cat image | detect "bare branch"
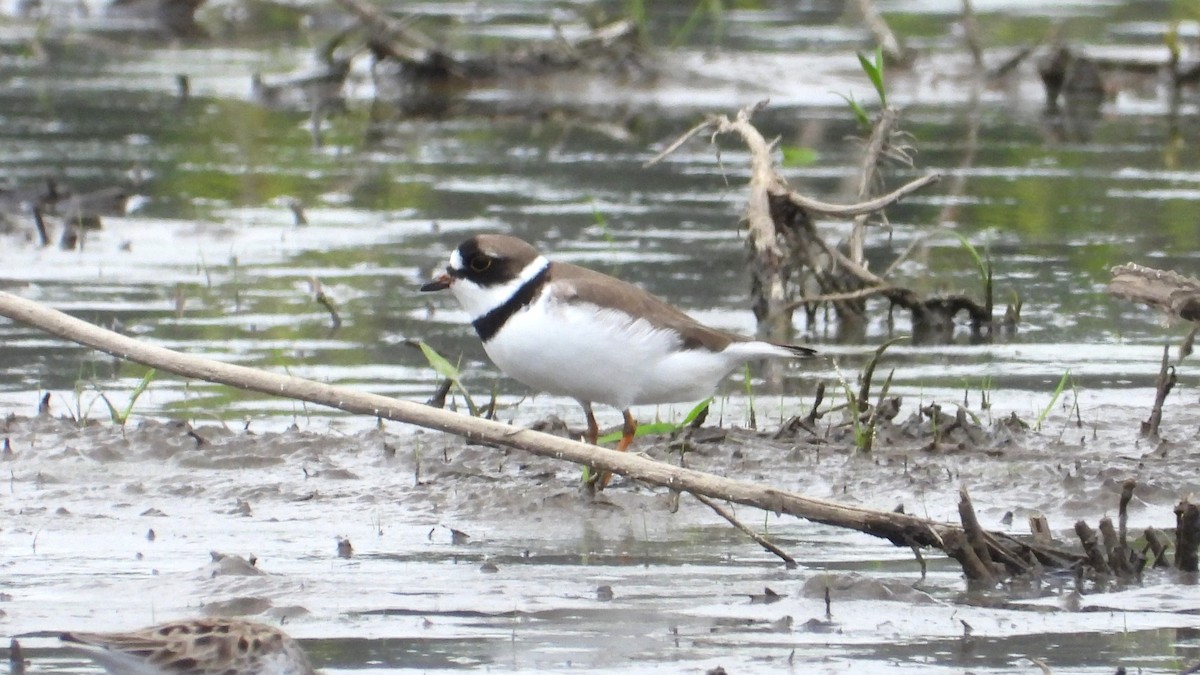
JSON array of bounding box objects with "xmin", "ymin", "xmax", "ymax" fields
[
  {"xmin": 787, "ymin": 172, "xmax": 940, "ymax": 217},
  {"xmin": 642, "ymin": 117, "xmax": 719, "ymax": 167},
  {"xmin": 786, "ymin": 284, "xmax": 892, "ymax": 309}
]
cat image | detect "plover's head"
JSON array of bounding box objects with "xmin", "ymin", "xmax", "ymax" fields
[{"xmin": 420, "ymin": 235, "xmax": 549, "ymax": 319}]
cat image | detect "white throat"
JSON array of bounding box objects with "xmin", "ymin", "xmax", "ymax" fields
[{"xmin": 450, "ymin": 254, "xmax": 550, "ymax": 321}]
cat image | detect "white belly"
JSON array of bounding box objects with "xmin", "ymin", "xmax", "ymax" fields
[{"xmin": 482, "ymin": 294, "xmax": 740, "ymax": 409}]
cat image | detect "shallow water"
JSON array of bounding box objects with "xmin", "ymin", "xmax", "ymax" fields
[{"xmin": 3, "ymin": 0, "xmax": 1200, "ymax": 672}]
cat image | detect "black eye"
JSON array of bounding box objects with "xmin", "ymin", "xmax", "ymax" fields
[{"xmin": 469, "ymin": 255, "xmax": 492, "ymax": 272}]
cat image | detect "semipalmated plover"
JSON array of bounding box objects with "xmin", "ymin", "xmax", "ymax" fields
[
  {"xmin": 60, "ymin": 618, "xmax": 318, "ymax": 675},
  {"xmin": 420, "ymin": 235, "xmax": 815, "ymax": 480}
]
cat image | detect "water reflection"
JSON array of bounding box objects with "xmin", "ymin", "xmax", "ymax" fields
[{"xmin": 2, "ymin": 2, "xmax": 1200, "ymax": 672}]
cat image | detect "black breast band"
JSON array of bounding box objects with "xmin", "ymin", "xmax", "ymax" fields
[{"xmin": 473, "ymin": 264, "xmax": 551, "ymax": 342}]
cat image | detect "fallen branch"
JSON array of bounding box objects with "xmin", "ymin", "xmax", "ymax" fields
[
  {"xmin": 0, "ymin": 290, "xmax": 1084, "ymax": 576},
  {"xmin": 1109, "ymin": 262, "xmax": 1200, "ymax": 322}
]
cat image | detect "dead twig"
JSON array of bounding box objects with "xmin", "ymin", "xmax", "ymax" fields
[
  {"xmin": 1175, "ymin": 500, "xmax": 1200, "ymax": 572},
  {"xmin": 848, "ymin": 107, "xmax": 902, "ymax": 266},
  {"xmin": 1143, "ymin": 526, "xmax": 1170, "ymax": 568},
  {"xmin": 958, "ymin": 487, "xmax": 996, "ymax": 580},
  {"xmin": 1118, "ymin": 478, "xmax": 1135, "ymax": 570},
  {"xmin": 308, "ymin": 277, "xmax": 343, "ymax": 330},
  {"xmin": 960, "ymin": 0, "xmax": 983, "ymax": 69},
  {"xmin": 31, "ymin": 206, "xmax": 49, "ymax": 248},
  {"xmin": 1140, "ymin": 345, "xmax": 1175, "ymax": 440},
  {"xmin": 693, "ymin": 493, "xmax": 798, "ymax": 569},
  {"xmin": 1075, "ymin": 520, "xmax": 1110, "ymax": 577},
  {"xmin": 646, "ymin": 125, "xmax": 938, "ymax": 218},
  {"xmin": 853, "ymin": 0, "xmax": 909, "ymax": 65}
]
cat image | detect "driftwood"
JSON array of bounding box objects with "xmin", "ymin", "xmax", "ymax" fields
[
  {"xmin": 651, "ymin": 102, "xmax": 1005, "ymax": 345},
  {"xmin": 0, "ymin": 289, "xmax": 1086, "ymax": 579},
  {"xmin": 1109, "ymin": 263, "xmax": 1200, "ymax": 322},
  {"xmin": 334, "ymin": 0, "xmax": 643, "ymax": 85},
  {"xmin": 646, "ymin": 102, "xmax": 942, "ymax": 344}
]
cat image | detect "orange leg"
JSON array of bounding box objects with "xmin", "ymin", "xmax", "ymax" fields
[
  {"xmin": 581, "ymin": 401, "xmax": 599, "ymax": 445},
  {"xmin": 615, "ymin": 409, "xmax": 637, "ymax": 452},
  {"xmin": 598, "ymin": 409, "xmax": 637, "ymax": 490}
]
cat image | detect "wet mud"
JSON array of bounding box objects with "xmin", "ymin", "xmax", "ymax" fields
[
  {"xmin": 5, "ymin": 397, "xmax": 1200, "ymax": 672},
  {"xmin": 2, "ymin": 0, "xmax": 1200, "ymax": 672}
]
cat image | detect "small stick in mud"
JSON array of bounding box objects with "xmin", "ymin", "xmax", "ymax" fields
[
  {"xmin": 8, "ymin": 638, "xmax": 25, "ymax": 675},
  {"xmin": 904, "ymin": 534, "xmax": 928, "ymax": 580},
  {"xmin": 426, "ymin": 378, "xmax": 452, "ymax": 409},
  {"xmin": 286, "ymin": 198, "xmax": 308, "ymax": 226},
  {"xmin": 942, "ymin": 529, "xmax": 995, "ymax": 584},
  {"xmin": 1098, "ymin": 518, "xmax": 1129, "ymax": 578},
  {"xmin": 1143, "ymin": 526, "xmax": 1171, "ymax": 568},
  {"xmin": 1174, "ymin": 500, "xmax": 1200, "ymax": 572},
  {"xmin": 692, "ymin": 493, "xmax": 798, "ymax": 569},
  {"xmin": 31, "ymin": 206, "xmax": 49, "ymax": 248},
  {"xmin": 1118, "ymin": 478, "xmax": 1135, "ymax": 566},
  {"xmin": 1075, "ymin": 520, "xmax": 1111, "ymax": 577},
  {"xmin": 59, "ymin": 220, "xmax": 79, "ymax": 251},
  {"xmin": 308, "ymin": 277, "xmax": 342, "ymax": 330},
  {"xmin": 1029, "ymin": 514, "xmax": 1054, "ymax": 545},
  {"xmin": 1140, "ymin": 345, "xmax": 1175, "ymax": 440},
  {"xmin": 805, "ymin": 382, "xmax": 826, "ymax": 427},
  {"xmin": 957, "ymin": 487, "xmax": 996, "ymax": 577}
]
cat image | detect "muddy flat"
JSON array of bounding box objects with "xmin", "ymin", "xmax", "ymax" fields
[{"xmin": 3, "ymin": 0, "xmax": 1200, "ymax": 672}]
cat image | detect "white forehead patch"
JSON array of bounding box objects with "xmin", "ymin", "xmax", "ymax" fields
[{"xmin": 449, "ymin": 248, "xmax": 464, "ymax": 271}]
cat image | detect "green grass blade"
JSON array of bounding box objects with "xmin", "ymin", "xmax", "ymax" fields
[
  {"xmin": 681, "ymin": 397, "xmax": 712, "ymax": 426},
  {"xmin": 121, "ymin": 368, "xmax": 156, "ymax": 421},
  {"xmin": 99, "ymin": 393, "xmax": 122, "ymax": 425},
  {"xmin": 668, "ymin": 0, "xmax": 711, "ymax": 48},
  {"xmin": 836, "ymin": 92, "xmax": 870, "ymax": 129},
  {"xmin": 598, "ymin": 421, "xmax": 677, "ymax": 443},
  {"xmin": 1035, "ymin": 370, "xmax": 1071, "ymax": 431},
  {"xmin": 856, "ymin": 48, "xmax": 887, "ymax": 107},
  {"xmin": 417, "ymin": 341, "xmax": 461, "ymax": 382},
  {"xmin": 416, "ymin": 340, "xmax": 478, "ymax": 416},
  {"xmin": 781, "ymin": 146, "xmax": 819, "ymax": 167},
  {"xmin": 946, "ymin": 230, "xmax": 989, "ymax": 285}
]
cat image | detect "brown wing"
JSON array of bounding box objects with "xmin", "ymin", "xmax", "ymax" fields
[{"xmin": 547, "ymin": 262, "xmax": 745, "ymax": 352}]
